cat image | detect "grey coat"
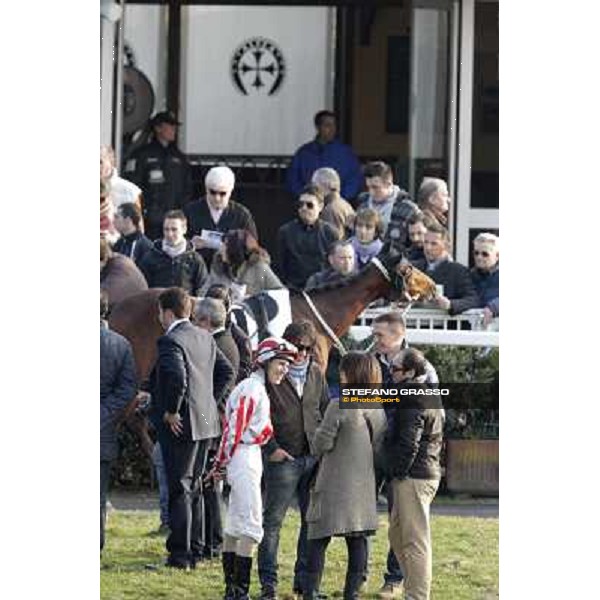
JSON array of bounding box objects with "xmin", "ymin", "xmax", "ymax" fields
[
  {"xmin": 307, "ymin": 400, "xmax": 386, "ymax": 540},
  {"xmin": 203, "ymin": 252, "xmax": 283, "ymax": 302}
]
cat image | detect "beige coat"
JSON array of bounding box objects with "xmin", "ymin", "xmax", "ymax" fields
[
  {"xmin": 306, "ymin": 399, "xmax": 386, "ymax": 540},
  {"xmin": 321, "ymin": 196, "xmax": 356, "ymax": 239}
]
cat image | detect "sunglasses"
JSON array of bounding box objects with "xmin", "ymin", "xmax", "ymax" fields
[
  {"xmin": 209, "ymin": 189, "xmax": 228, "ymax": 197},
  {"xmin": 289, "ymin": 340, "xmax": 313, "ymax": 352},
  {"xmin": 298, "ymin": 201, "xmax": 316, "ymax": 210},
  {"xmin": 474, "ymin": 250, "xmax": 490, "ymax": 257},
  {"xmin": 296, "ymin": 344, "xmax": 314, "ymax": 352}
]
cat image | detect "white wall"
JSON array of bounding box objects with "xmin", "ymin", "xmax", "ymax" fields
[
  {"xmin": 123, "ymin": 4, "xmax": 168, "ymax": 114},
  {"xmin": 180, "ymin": 6, "xmax": 335, "ymax": 155},
  {"xmin": 100, "ymin": 15, "xmax": 115, "ymax": 146}
]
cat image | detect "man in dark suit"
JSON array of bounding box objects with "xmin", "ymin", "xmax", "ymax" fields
[
  {"xmin": 205, "ymin": 283, "xmax": 253, "ymax": 382},
  {"xmin": 413, "ymin": 222, "xmax": 479, "ymax": 315},
  {"xmin": 194, "ymin": 296, "xmax": 240, "ymax": 559},
  {"xmin": 195, "ymin": 297, "xmax": 240, "ymax": 382},
  {"xmin": 100, "ymin": 291, "xmax": 137, "ymax": 552},
  {"xmin": 152, "ymin": 287, "xmax": 235, "ymax": 569}
]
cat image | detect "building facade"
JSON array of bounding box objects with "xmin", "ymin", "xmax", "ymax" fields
[{"xmin": 101, "ymin": 0, "xmax": 498, "ymax": 264}]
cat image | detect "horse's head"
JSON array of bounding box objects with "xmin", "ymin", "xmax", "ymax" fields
[
  {"xmin": 395, "ymin": 259, "xmax": 437, "ymax": 302},
  {"xmin": 375, "ymin": 247, "xmax": 437, "ymax": 302}
]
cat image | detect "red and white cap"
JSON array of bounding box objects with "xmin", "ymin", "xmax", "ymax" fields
[{"xmin": 255, "ymin": 337, "xmax": 298, "ymax": 366}]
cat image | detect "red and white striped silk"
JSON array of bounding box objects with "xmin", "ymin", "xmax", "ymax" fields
[{"xmin": 216, "ymin": 371, "xmax": 273, "ymax": 468}]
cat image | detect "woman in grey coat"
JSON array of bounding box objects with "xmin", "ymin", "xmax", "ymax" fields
[{"xmin": 303, "ymin": 352, "xmax": 387, "ymax": 600}]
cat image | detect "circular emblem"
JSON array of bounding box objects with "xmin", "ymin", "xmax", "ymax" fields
[{"xmin": 231, "ymin": 37, "xmax": 285, "ymax": 96}]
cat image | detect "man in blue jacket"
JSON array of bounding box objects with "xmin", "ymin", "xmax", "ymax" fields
[
  {"xmin": 470, "ymin": 232, "xmax": 499, "ymax": 326},
  {"xmin": 286, "ymin": 110, "xmax": 363, "ymax": 201},
  {"xmin": 100, "ymin": 291, "xmax": 137, "ymax": 551}
]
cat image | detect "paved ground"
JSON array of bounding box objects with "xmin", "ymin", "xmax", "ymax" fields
[{"xmin": 109, "ymin": 490, "xmax": 499, "ymax": 519}]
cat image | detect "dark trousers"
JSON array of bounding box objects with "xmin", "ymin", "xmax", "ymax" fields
[
  {"xmin": 307, "ymin": 535, "xmax": 368, "ymax": 584},
  {"xmin": 258, "ymin": 455, "xmax": 317, "ymax": 592},
  {"xmin": 203, "ymin": 441, "xmax": 224, "ymax": 555},
  {"xmin": 161, "ymin": 436, "xmax": 210, "ymax": 566},
  {"xmin": 100, "ymin": 460, "xmax": 111, "ymax": 552}
]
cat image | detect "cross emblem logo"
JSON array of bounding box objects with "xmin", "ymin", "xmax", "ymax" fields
[{"xmin": 231, "ymin": 38, "xmax": 285, "ymax": 96}]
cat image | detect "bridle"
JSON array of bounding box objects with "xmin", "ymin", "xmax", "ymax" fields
[
  {"xmin": 301, "ymin": 257, "xmax": 412, "ymax": 356},
  {"xmin": 301, "ymin": 290, "xmax": 348, "ymax": 356},
  {"xmin": 372, "ymin": 256, "xmax": 416, "ymax": 315}
]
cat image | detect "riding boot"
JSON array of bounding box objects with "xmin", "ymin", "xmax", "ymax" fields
[
  {"xmin": 343, "ymin": 571, "xmax": 364, "ymax": 600},
  {"xmin": 221, "ymin": 552, "xmax": 237, "ymax": 600},
  {"xmin": 234, "ymin": 555, "xmax": 253, "ymax": 600}
]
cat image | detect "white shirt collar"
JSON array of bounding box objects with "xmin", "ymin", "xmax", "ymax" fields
[{"xmin": 166, "ymin": 318, "xmax": 189, "ymax": 335}]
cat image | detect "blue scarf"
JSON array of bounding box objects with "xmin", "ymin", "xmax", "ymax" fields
[{"xmin": 288, "ymin": 360, "xmax": 309, "ymax": 397}]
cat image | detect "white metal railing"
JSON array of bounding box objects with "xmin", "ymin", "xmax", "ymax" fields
[{"xmin": 351, "ymin": 305, "xmax": 499, "ymax": 347}]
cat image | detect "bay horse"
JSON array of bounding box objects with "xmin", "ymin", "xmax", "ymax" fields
[
  {"xmin": 108, "ymin": 254, "xmax": 435, "ymax": 455},
  {"xmin": 100, "ymin": 242, "xmax": 148, "ymax": 308}
]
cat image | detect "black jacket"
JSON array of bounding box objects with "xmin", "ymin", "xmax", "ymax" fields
[
  {"xmin": 413, "ymin": 257, "xmax": 480, "ymax": 315},
  {"xmin": 124, "ymin": 139, "xmax": 195, "ymax": 239},
  {"xmin": 229, "ymin": 321, "xmax": 252, "ymax": 381},
  {"xmin": 213, "ymin": 328, "xmax": 240, "ymax": 384},
  {"xmin": 305, "ymin": 268, "xmax": 352, "ymax": 290},
  {"xmin": 113, "ymin": 231, "xmax": 154, "ymax": 265},
  {"xmin": 471, "ymin": 265, "xmax": 499, "ymax": 316},
  {"xmin": 183, "ymin": 197, "xmax": 258, "ymax": 269},
  {"xmin": 406, "ymin": 245, "xmax": 426, "ymax": 263},
  {"xmin": 277, "ymin": 218, "xmax": 340, "ymax": 289},
  {"xmin": 264, "ymin": 360, "xmax": 329, "ymax": 459},
  {"xmin": 384, "ymin": 383, "xmax": 445, "ymax": 481},
  {"xmin": 151, "ymin": 321, "xmax": 235, "ymax": 441},
  {"xmin": 100, "ymin": 323, "xmax": 137, "ymax": 461},
  {"xmin": 139, "ymin": 240, "xmax": 208, "ymax": 295}
]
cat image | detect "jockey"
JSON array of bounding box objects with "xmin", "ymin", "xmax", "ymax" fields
[{"xmin": 208, "ymin": 336, "xmax": 298, "ymax": 600}]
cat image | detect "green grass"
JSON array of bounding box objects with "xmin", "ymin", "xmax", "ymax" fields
[{"xmin": 101, "ymin": 510, "xmax": 498, "ymax": 600}]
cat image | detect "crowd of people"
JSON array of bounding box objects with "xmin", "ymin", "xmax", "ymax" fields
[
  {"xmin": 100, "ymin": 109, "xmax": 499, "ymax": 319},
  {"xmin": 100, "ymin": 108, "xmax": 499, "ymax": 600}
]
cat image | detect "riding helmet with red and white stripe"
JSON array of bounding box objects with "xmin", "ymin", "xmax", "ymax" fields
[{"xmin": 255, "ymin": 337, "xmax": 298, "ymax": 366}]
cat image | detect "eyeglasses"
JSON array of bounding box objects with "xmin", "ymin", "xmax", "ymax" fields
[
  {"xmin": 298, "ymin": 201, "xmax": 315, "ymax": 210},
  {"xmin": 474, "ymin": 250, "xmax": 490, "ymax": 257},
  {"xmin": 295, "ymin": 343, "xmax": 313, "ymax": 353},
  {"xmin": 209, "ymin": 189, "xmax": 228, "ymax": 197}
]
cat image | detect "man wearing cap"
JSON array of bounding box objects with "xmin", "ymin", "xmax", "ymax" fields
[
  {"xmin": 125, "ymin": 111, "xmax": 194, "ymax": 240},
  {"xmin": 184, "ymin": 166, "xmax": 258, "ymax": 270}
]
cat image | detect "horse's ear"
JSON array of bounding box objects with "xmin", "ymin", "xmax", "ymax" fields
[{"xmin": 376, "ymin": 242, "xmax": 401, "ymax": 270}]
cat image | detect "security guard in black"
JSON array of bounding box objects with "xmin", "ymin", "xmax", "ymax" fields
[{"xmin": 125, "ymin": 111, "xmax": 195, "ymax": 240}]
